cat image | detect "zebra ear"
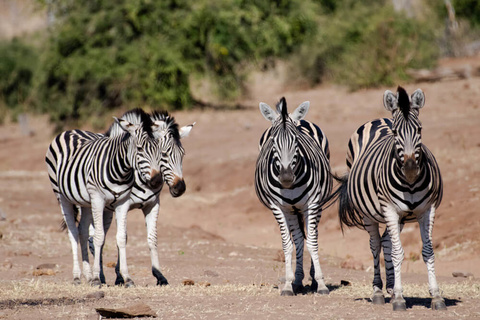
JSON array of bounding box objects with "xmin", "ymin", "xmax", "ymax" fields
[
  {"xmin": 151, "ymin": 120, "xmax": 167, "ymax": 139},
  {"xmin": 259, "ymin": 102, "xmax": 278, "ymax": 123},
  {"xmin": 411, "ymin": 89, "xmax": 425, "ymax": 109},
  {"xmin": 114, "ymin": 117, "xmax": 138, "ymax": 134},
  {"xmin": 179, "ymin": 122, "xmax": 195, "ymax": 139},
  {"xmin": 291, "ymin": 101, "xmax": 309, "ymax": 121},
  {"xmin": 383, "ymin": 90, "xmax": 398, "ymax": 112}
]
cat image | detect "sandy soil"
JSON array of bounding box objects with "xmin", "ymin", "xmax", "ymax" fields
[{"xmin": 1, "ymin": 57, "xmax": 480, "ymax": 319}]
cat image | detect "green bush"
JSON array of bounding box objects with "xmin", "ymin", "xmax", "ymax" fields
[
  {"xmin": 291, "ymin": 1, "xmax": 440, "ymax": 90},
  {"xmin": 0, "ymin": 39, "xmax": 38, "ymax": 122}
]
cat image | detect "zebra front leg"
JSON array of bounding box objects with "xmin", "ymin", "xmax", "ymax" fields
[
  {"xmin": 144, "ymin": 202, "xmax": 168, "ymax": 286},
  {"xmin": 90, "ymin": 192, "xmax": 106, "ymax": 287},
  {"xmin": 305, "ymin": 209, "xmax": 328, "ymax": 295},
  {"xmin": 79, "ymin": 207, "xmax": 93, "ymax": 283},
  {"xmin": 274, "ymin": 208, "xmax": 295, "ymax": 296},
  {"xmin": 286, "ymin": 213, "xmax": 304, "ymax": 294},
  {"xmin": 382, "ymin": 222, "xmax": 404, "ymax": 296},
  {"xmin": 384, "ymin": 207, "xmax": 406, "ymax": 311},
  {"xmin": 89, "ymin": 210, "xmax": 114, "ymax": 284},
  {"xmin": 59, "ymin": 197, "xmax": 82, "ymax": 285},
  {"xmin": 364, "ymin": 218, "xmax": 384, "ymax": 304},
  {"xmin": 115, "ymin": 201, "xmax": 135, "ymax": 287},
  {"xmin": 418, "ymin": 207, "xmax": 446, "ymax": 311}
]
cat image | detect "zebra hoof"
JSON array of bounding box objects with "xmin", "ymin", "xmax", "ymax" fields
[
  {"xmin": 392, "ymin": 299, "xmax": 407, "ymax": 311},
  {"xmin": 372, "ymin": 292, "xmax": 385, "ymax": 305},
  {"xmin": 316, "ymin": 288, "xmax": 329, "ymax": 295},
  {"xmin": 125, "ymin": 279, "xmax": 135, "ymax": 288},
  {"xmin": 91, "ymin": 278, "xmax": 102, "ymax": 288},
  {"xmin": 73, "ymin": 278, "xmax": 81, "ymax": 286},
  {"xmin": 280, "ymin": 290, "xmax": 294, "ymax": 296},
  {"xmin": 292, "ymin": 284, "xmax": 304, "ymax": 294},
  {"xmin": 157, "ymin": 279, "xmax": 169, "ymax": 286},
  {"xmin": 432, "ymin": 298, "xmax": 447, "ymax": 311}
]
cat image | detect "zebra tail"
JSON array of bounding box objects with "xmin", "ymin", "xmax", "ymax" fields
[
  {"xmin": 59, "ymin": 206, "xmax": 79, "ymax": 231},
  {"xmin": 336, "ymin": 173, "xmax": 364, "ymax": 234}
]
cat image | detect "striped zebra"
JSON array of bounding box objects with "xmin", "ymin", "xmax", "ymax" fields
[
  {"xmin": 336, "ymin": 87, "xmax": 446, "ymax": 311},
  {"xmin": 255, "ymin": 97, "xmax": 332, "ymax": 296},
  {"xmin": 46, "ymin": 108, "xmax": 162, "ymax": 286},
  {"xmin": 84, "ymin": 110, "xmax": 194, "ymax": 286}
]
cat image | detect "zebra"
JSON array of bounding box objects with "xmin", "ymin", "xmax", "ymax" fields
[
  {"xmin": 83, "ymin": 110, "xmax": 195, "ymax": 286},
  {"xmin": 336, "ymin": 86, "xmax": 446, "ymax": 311},
  {"xmin": 45, "ymin": 108, "xmax": 162, "ymax": 286},
  {"xmin": 255, "ymin": 97, "xmax": 333, "ymax": 296}
]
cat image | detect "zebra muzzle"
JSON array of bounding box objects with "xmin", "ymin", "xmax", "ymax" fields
[
  {"xmin": 279, "ymin": 166, "xmax": 295, "ymax": 189},
  {"xmin": 403, "ymin": 157, "xmax": 419, "ymax": 184},
  {"xmin": 169, "ymin": 178, "xmax": 186, "ymax": 197},
  {"xmin": 149, "ymin": 169, "xmax": 163, "ymax": 188}
]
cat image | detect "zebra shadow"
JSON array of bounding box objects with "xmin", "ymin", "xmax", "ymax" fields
[
  {"xmin": 295, "ymin": 283, "xmax": 342, "ymax": 295},
  {"xmin": 354, "ymin": 297, "xmax": 461, "ymax": 309}
]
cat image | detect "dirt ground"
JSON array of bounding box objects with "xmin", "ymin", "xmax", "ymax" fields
[{"xmin": 1, "ymin": 57, "xmax": 480, "ymax": 319}]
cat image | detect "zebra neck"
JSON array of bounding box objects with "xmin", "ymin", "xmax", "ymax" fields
[{"xmin": 108, "ymin": 134, "xmax": 135, "ymax": 180}]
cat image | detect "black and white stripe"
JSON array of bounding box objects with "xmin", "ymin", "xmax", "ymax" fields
[
  {"xmin": 255, "ymin": 97, "xmax": 332, "ymax": 295},
  {"xmin": 336, "ymin": 87, "xmax": 446, "ymax": 310},
  {"xmin": 87, "ymin": 110, "xmax": 194, "ymax": 286},
  {"xmin": 46, "ymin": 108, "xmax": 161, "ymax": 286}
]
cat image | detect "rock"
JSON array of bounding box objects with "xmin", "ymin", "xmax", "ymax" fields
[
  {"xmin": 86, "ymin": 291, "xmax": 105, "ymax": 299},
  {"xmin": 340, "ymin": 280, "xmax": 352, "ymax": 286},
  {"xmin": 95, "ymin": 303, "xmax": 156, "ymax": 318},
  {"xmin": 204, "ymin": 270, "xmax": 219, "ymax": 277},
  {"xmin": 182, "ymin": 279, "xmax": 195, "ymax": 286},
  {"xmin": 452, "ymin": 271, "xmax": 474, "ymax": 278},
  {"xmin": 33, "ymin": 269, "xmax": 55, "ymax": 276},
  {"xmin": 36, "ymin": 263, "xmax": 57, "ymax": 270}
]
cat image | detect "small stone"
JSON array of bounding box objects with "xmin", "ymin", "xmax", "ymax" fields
[
  {"xmin": 340, "ymin": 280, "xmax": 352, "ymax": 286},
  {"xmin": 452, "ymin": 271, "xmax": 474, "ymax": 278},
  {"xmin": 86, "ymin": 291, "xmax": 105, "ymax": 299},
  {"xmin": 204, "ymin": 270, "xmax": 219, "ymax": 277},
  {"xmin": 36, "ymin": 263, "xmax": 57, "ymax": 270},
  {"xmin": 33, "ymin": 269, "xmax": 55, "ymax": 276},
  {"xmin": 182, "ymin": 279, "xmax": 195, "ymax": 286}
]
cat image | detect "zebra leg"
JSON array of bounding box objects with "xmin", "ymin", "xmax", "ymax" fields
[
  {"xmin": 59, "ymin": 196, "xmax": 82, "ymax": 285},
  {"xmin": 286, "ymin": 213, "xmax": 304, "ymax": 294},
  {"xmin": 364, "ymin": 217, "xmax": 384, "ymax": 304},
  {"xmin": 90, "ymin": 192, "xmax": 106, "ymax": 287},
  {"xmin": 89, "ymin": 210, "xmax": 114, "ymax": 284},
  {"xmin": 418, "ymin": 207, "xmax": 446, "ymax": 311},
  {"xmin": 115, "ymin": 201, "xmax": 135, "ymax": 287},
  {"xmin": 143, "ymin": 201, "xmax": 169, "ymax": 286},
  {"xmin": 274, "ymin": 208, "xmax": 295, "ymax": 296},
  {"xmin": 384, "ymin": 206, "xmax": 406, "ymax": 311},
  {"xmin": 305, "ymin": 209, "xmax": 328, "ymax": 295},
  {"xmin": 382, "ymin": 223, "xmax": 405, "ymax": 296},
  {"xmin": 78, "ymin": 207, "xmax": 93, "ymax": 283}
]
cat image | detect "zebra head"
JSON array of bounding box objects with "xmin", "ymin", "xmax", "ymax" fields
[
  {"xmin": 109, "ymin": 109, "xmax": 162, "ymax": 188},
  {"xmin": 384, "ymin": 86, "xmax": 425, "ymax": 184},
  {"xmin": 150, "ymin": 111, "xmax": 195, "ymax": 197},
  {"xmin": 259, "ymin": 97, "xmax": 309, "ymax": 189}
]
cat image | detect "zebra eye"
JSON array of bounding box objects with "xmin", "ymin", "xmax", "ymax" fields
[
  {"xmin": 418, "ymin": 127, "xmax": 422, "ymax": 134},
  {"xmin": 137, "ymin": 146, "xmax": 144, "ymax": 152},
  {"xmin": 391, "ymin": 129, "xmax": 397, "ymax": 136},
  {"xmin": 161, "ymin": 152, "xmax": 168, "ymax": 157}
]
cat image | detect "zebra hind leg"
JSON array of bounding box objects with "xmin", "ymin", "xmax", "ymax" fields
[
  {"xmin": 59, "ymin": 197, "xmax": 82, "ymax": 285},
  {"xmin": 365, "ymin": 219, "xmax": 385, "ymax": 304},
  {"xmin": 305, "ymin": 210, "xmax": 329, "ymax": 295},
  {"xmin": 288, "ymin": 213, "xmax": 305, "ymax": 294}
]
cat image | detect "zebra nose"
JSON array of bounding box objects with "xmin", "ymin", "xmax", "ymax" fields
[
  {"xmin": 149, "ymin": 169, "xmax": 163, "ymax": 188},
  {"xmin": 279, "ymin": 166, "xmax": 294, "ymax": 189},
  {"xmin": 170, "ymin": 178, "xmax": 186, "ymax": 197},
  {"xmin": 403, "ymin": 156, "xmax": 419, "ymax": 183}
]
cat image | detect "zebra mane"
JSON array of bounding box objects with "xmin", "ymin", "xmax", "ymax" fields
[
  {"xmin": 105, "ymin": 108, "xmax": 154, "ymax": 138},
  {"xmin": 276, "ymin": 97, "xmax": 288, "ymax": 129},
  {"xmin": 397, "ymin": 86, "xmax": 410, "ymax": 120},
  {"xmin": 151, "ymin": 110, "xmax": 181, "ymax": 143}
]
